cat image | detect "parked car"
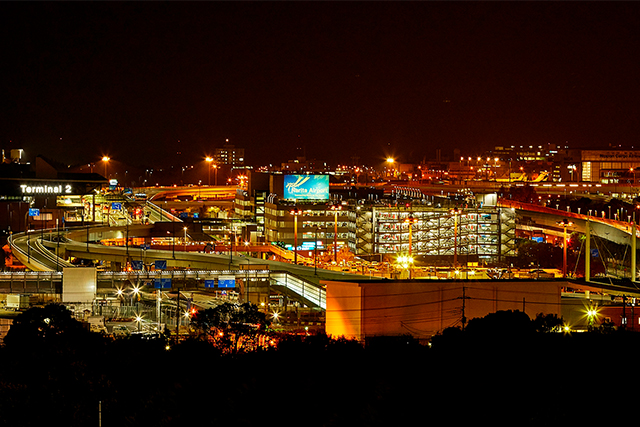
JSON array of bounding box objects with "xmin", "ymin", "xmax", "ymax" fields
[{"xmin": 529, "ymin": 269, "xmax": 555, "ymax": 279}]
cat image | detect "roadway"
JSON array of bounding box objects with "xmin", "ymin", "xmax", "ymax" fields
[
  {"xmin": 136, "ymin": 185, "xmax": 236, "ymax": 201},
  {"xmin": 499, "ymin": 199, "xmax": 639, "ymax": 245},
  {"xmin": 9, "ymin": 194, "xmax": 640, "ymax": 310},
  {"xmin": 8, "ymin": 224, "xmax": 368, "ymax": 309}
]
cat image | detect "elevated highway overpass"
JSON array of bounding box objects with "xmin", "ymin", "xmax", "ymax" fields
[
  {"xmin": 8, "ymin": 196, "xmax": 640, "ymax": 314},
  {"xmin": 7, "ymin": 224, "xmax": 369, "ymax": 310},
  {"xmin": 499, "ymin": 199, "xmax": 639, "ymax": 245}
]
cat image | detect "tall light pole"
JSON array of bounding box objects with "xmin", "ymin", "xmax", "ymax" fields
[
  {"xmin": 329, "ymin": 204, "xmax": 342, "ymax": 264},
  {"xmin": 183, "ymin": 226, "xmax": 188, "ymax": 252},
  {"xmin": 556, "ymin": 218, "xmax": 574, "ymax": 278},
  {"xmin": 314, "ymin": 225, "xmax": 320, "ymax": 276},
  {"xmin": 206, "ymin": 157, "xmax": 214, "ymax": 185},
  {"xmin": 102, "ymin": 156, "xmax": 110, "ymax": 179},
  {"xmin": 450, "ymin": 208, "xmax": 461, "ymax": 266},
  {"xmin": 290, "ymin": 208, "xmax": 303, "ymax": 265},
  {"xmin": 386, "ymin": 157, "xmax": 395, "ymax": 180},
  {"xmin": 404, "ymin": 215, "xmax": 418, "ymax": 256}
]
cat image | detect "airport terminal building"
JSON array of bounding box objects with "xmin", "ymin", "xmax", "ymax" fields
[
  {"xmin": 0, "ymin": 156, "xmax": 107, "ymax": 234},
  {"xmin": 238, "ymin": 171, "xmax": 516, "ymax": 263}
]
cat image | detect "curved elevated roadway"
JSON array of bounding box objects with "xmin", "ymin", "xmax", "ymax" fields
[
  {"xmin": 8, "ymin": 225, "xmax": 368, "ymax": 309},
  {"xmin": 499, "ymin": 199, "xmax": 639, "ymax": 245}
]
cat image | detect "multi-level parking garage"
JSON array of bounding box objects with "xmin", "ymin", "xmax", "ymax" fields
[{"xmin": 349, "ymin": 205, "xmax": 516, "ymax": 262}]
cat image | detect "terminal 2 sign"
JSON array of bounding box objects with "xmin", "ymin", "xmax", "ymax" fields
[{"xmin": 20, "ymin": 183, "xmax": 73, "ymax": 195}]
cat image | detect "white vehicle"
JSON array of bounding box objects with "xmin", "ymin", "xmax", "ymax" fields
[
  {"xmin": 112, "ymin": 325, "xmax": 131, "ymax": 337},
  {"xmin": 6, "ymin": 294, "xmax": 29, "ymax": 311}
]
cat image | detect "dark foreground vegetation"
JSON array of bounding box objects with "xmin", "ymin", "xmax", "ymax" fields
[{"xmin": 1, "ymin": 305, "xmax": 639, "ymax": 426}]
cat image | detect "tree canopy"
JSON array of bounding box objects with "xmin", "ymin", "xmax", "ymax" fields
[
  {"xmin": 3, "ymin": 303, "xmax": 92, "ymax": 349},
  {"xmin": 190, "ymin": 302, "xmax": 271, "ymax": 354}
]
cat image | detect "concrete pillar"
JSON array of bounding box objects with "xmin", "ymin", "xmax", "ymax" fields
[
  {"xmin": 585, "ymin": 220, "xmax": 590, "ymax": 282},
  {"xmin": 632, "ymin": 222, "xmax": 637, "ymax": 282}
]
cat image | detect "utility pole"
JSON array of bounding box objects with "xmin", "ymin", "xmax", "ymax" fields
[{"xmin": 461, "ymin": 286, "xmax": 468, "ymax": 331}]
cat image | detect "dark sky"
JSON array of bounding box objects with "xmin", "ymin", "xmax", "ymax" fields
[{"xmin": 2, "ymin": 2, "xmax": 639, "ymax": 170}]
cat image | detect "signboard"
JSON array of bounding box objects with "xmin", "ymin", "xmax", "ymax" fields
[
  {"xmin": 131, "ymin": 260, "xmax": 144, "ymax": 270},
  {"xmin": 284, "ymin": 175, "xmax": 329, "ymax": 200},
  {"xmin": 154, "ymin": 260, "xmax": 167, "ymax": 270},
  {"xmin": 111, "ymin": 202, "xmax": 122, "ymax": 210},
  {"xmin": 204, "ymin": 279, "xmax": 215, "ymax": 288},
  {"xmin": 153, "ymin": 278, "xmax": 172, "ymax": 289},
  {"xmin": 20, "ymin": 183, "xmax": 72, "ymax": 195},
  {"xmin": 218, "ymin": 276, "xmax": 236, "ymax": 288},
  {"xmin": 28, "ymin": 208, "xmax": 40, "ymax": 217}
]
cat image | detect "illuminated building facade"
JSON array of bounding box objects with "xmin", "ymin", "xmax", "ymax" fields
[
  {"xmin": 348, "ymin": 205, "xmax": 517, "ymax": 262},
  {"xmin": 325, "ymin": 278, "xmax": 609, "ymax": 341},
  {"xmin": 214, "ymin": 144, "xmax": 245, "ymax": 166},
  {"xmin": 264, "ymin": 201, "xmax": 349, "ymax": 254},
  {"xmin": 579, "ymin": 149, "xmax": 640, "ymax": 184},
  {"xmin": 0, "ymin": 156, "xmax": 107, "ymax": 234}
]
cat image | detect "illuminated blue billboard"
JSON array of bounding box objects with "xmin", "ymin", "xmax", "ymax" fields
[{"xmin": 284, "ymin": 175, "xmax": 329, "ymax": 200}]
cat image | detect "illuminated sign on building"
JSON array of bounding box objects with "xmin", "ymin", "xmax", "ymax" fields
[
  {"xmin": 20, "ymin": 184, "xmax": 72, "ymax": 195},
  {"xmin": 284, "ymin": 175, "xmax": 329, "ymax": 200}
]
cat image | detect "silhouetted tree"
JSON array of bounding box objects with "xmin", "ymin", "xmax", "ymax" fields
[
  {"xmin": 190, "ymin": 302, "xmax": 270, "ymax": 354},
  {"xmin": 3, "ymin": 303, "xmax": 92, "ymax": 349},
  {"xmin": 532, "ymin": 312, "xmax": 564, "ymax": 333}
]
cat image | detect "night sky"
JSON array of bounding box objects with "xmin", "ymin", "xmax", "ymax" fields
[{"xmin": 2, "ymin": 2, "xmax": 639, "ymax": 170}]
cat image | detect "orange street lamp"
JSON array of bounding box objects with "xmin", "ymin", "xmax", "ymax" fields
[
  {"xmin": 290, "ymin": 208, "xmax": 303, "ymax": 264},
  {"xmin": 329, "ymin": 204, "xmax": 342, "ymax": 263},
  {"xmin": 205, "ymin": 157, "xmax": 214, "ymax": 186},
  {"xmin": 386, "ymin": 157, "xmax": 395, "ymax": 179},
  {"xmin": 102, "ymin": 156, "xmax": 110, "ymax": 179}
]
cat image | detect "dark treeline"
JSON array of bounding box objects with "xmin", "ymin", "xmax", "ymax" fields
[{"xmin": 0, "ymin": 305, "xmax": 639, "ymax": 426}]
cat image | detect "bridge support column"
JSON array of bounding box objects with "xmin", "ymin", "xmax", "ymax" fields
[
  {"xmin": 632, "ymin": 222, "xmax": 637, "ymax": 282},
  {"xmin": 585, "ymin": 219, "xmax": 590, "ymax": 282}
]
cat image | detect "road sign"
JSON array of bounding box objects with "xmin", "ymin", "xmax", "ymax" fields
[
  {"xmin": 153, "ymin": 278, "xmax": 171, "ymax": 289},
  {"xmin": 155, "ymin": 260, "xmax": 167, "ymax": 270},
  {"xmin": 111, "ymin": 202, "xmax": 122, "ymax": 210},
  {"xmin": 204, "ymin": 279, "xmax": 215, "ymax": 288},
  {"xmin": 131, "ymin": 260, "xmax": 144, "ymax": 270},
  {"xmin": 28, "ymin": 208, "xmax": 40, "ymax": 217},
  {"xmin": 218, "ymin": 276, "xmax": 236, "ymax": 288}
]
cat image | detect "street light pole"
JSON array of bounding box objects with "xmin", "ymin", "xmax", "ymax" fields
[
  {"xmin": 206, "ymin": 157, "xmax": 213, "ymax": 186},
  {"xmin": 183, "ymin": 226, "xmax": 188, "ymax": 252},
  {"xmin": 329, "ymin": 204, "xmax": 342, "ymax": 264},
  {"xmin": 314, "ymin": 226, "xmax": 319, "ymax": 276},
  {"xmin": 556, "ymin": 218, "xmax": 574, "ymax": 278},
  {"xmin": 290, "ymin": 208, "xmax": 303, "ymax": 265},
  {"xmin": 404, "ymin": 215, "xmax": 418, "ymax": 256},
  {"xmin": 102, "ymin": 156, "xmax": 110, "ymax": 179},
  {"xmin": 450, "ymin": 208, "xmax": 460, "ymax": 266}
]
